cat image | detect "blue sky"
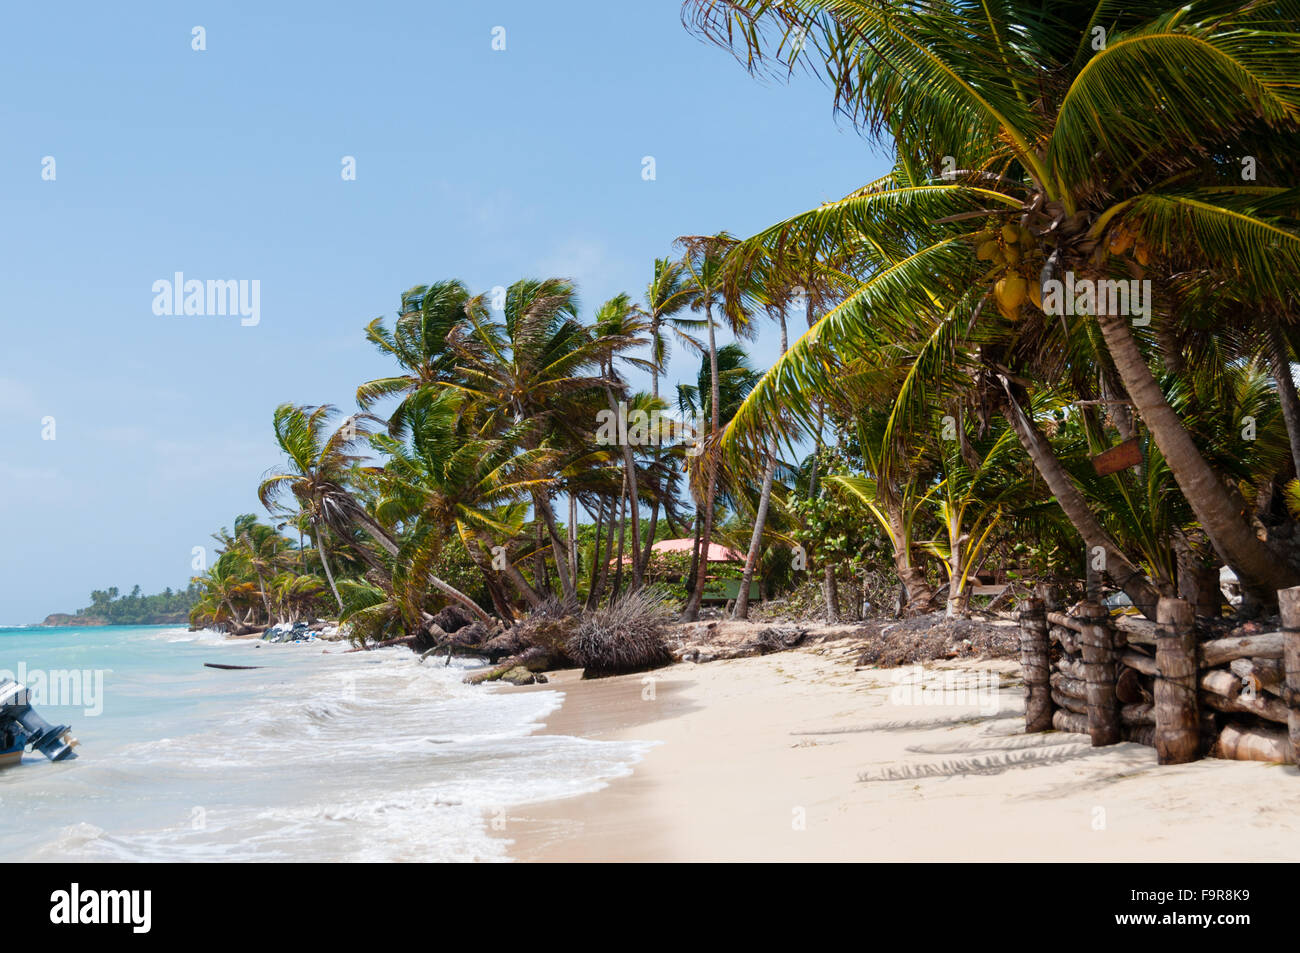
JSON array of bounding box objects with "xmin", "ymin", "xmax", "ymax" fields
[{"xmin": 0, "ymin": 1, "xmax": 887, "ymax": 623}]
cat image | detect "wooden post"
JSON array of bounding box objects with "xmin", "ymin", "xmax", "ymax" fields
[
  {"xmin": 1079, "ymin": 600, "xmax": 1119, "ymax": 746},
  {"xmin": 1019, "ymin": 597, "xmax": 1052, "ymax": 732},
  {"xmin": 1084, "ymin": 544, "xmax": 1101, "ymax": 604},
  {"xmin": 1154, "ymin": 596, "xmax": 1199, "ymax": 764},
  {"xmin": 1278, "ymin": 586, "xmax": 1300, "ymax": 767}
]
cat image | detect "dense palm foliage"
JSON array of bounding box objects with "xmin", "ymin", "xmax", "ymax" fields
[{"xmin": 190, "ymin": 1, "xmax": 1300, "ymax": 641}]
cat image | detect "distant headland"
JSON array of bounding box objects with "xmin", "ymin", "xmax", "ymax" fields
[{"xmin": 38, "ymin": 584, "xmax": 198, "ymax": 627}]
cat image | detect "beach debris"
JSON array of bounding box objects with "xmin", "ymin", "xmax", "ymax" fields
[
  {"xmin": 262, "ymin": 621, "xmax": 319, "ymax": 644},
  {"xmin": 203, "ymin": 663, "xmax": 264, "ymax": 670},
  {"xmin": 566, "ymin": 589, "xmax": 674, "ymax": 678}
]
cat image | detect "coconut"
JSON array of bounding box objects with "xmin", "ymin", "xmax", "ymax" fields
[{"xmin": 996, "ymin": 273, "xmax": 1028, "ymax": 310}]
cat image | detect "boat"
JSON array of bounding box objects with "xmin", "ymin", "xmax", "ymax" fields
[{"xmin": 0, "ymin": 678, "xmax": 78, "ymax": 768}]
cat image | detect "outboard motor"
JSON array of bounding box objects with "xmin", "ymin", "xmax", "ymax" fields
[{"xmin": 0, "ymin": 679, "xmax": 78, "ymax": 761}]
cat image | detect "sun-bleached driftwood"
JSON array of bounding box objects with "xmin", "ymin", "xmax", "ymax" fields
[
  {"xmin": 1213, "ymin": 723, "xmax": 1294, "ymax": 763},
  {"xmin": 1199, "ymin": 632, "xmax": 1283, "ymax": 667},
  {"xmin": 1051, "ymin": 690, "xmax": 1087, "ymax": 714},
  {"xmin": 1047, "ymin": 612, "xmax": 1083, "ymax": 633},
  {"xmin": 1050, "ymin": 670, "xmax": 1087, "ymax": 697},
  {"xmin": 1056, "ymin": 656, "xmax": 1088, "ymax": 680},
  {"xmin": 1123, "ymin": 724, "xmax": 1156, "ymax": 747},
  {"xmin": 1228, "ymin": 657, "xmax": 1284, "ymax": 696},
  {"xmin": 1050, "ymin": 624, "xmax": 1082, "ymax": 655}
]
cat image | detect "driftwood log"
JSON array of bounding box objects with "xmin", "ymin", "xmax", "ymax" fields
[
  {"xmin": 1114, "ymin": 615, "xmax": 1157, "ymax": 646},
  {"xmin": 1121, "ymin": 702, "xmax": 1155, "ymax": 726},
  {"xmin": 1052, "ymin": 709, "xmax": 1089, "ymax": 734}
]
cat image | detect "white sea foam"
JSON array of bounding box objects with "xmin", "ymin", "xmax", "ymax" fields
[{"xmin": 6, "ymin": 636, "xmax": 650, "ymax": 862}]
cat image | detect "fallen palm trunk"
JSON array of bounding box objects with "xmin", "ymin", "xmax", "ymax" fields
[{"xmin": 464, "ymin": 647, "xmax": 554, "ymax": 686}]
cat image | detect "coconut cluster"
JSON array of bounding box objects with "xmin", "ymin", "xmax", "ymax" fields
[{"xmin": 976, "ymin": 222, "xmax": 1042, "ymax": 319}]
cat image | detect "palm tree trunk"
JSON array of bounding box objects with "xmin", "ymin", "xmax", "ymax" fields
[
  {"xmin": 1267, "ymin": 318, "xmax": 1300, "ymax": 478},
  {"xmin": 312, "ymin": 518, "xmax": 345, "ymax": 613},
  {"xmin": 1096, "ymin": 308, "xmax": 1299, "ymax": 595},
  {"xmin": 886, "ymin": 504, "xmax": 935, "ymax": 612},
  {"xmin": 598, "ymin": 493, "xmax": 617, "ymax": 605},
  {"xmin": 568, "ymin": 493, "xmax": 580, "ymax": 585},
  {"xmin": 472, "ymin": 535, "xmax": 543, "ymax": 611},
  {"xmin": 255, "ymin": 569, "xmax": 272, "ymax": 621},
  {"xmin": 345, "ymin": 506, "xmax": 494, "ymax": 623},
  {"xmin": 734, "ymin": 442, "xmax": 775, "ymax": 620},
  {"xmin": 585, "ymin": 498, "xmax": 607, "ymax": 610},
  {"xmin": 685, "ymin": 305, "xmax": 721, "ymax": 621},
  {"xmin": 612, "ymin": 478, "xmax": 628, "ymax": 599},
  {"xmin": 533, "ymin": 493, "xmax": 577, "ymax": 602},
  {"xmin": 822, "ymin": 564, "xmax": 840, "ymax": 623},
  {"xmin": 734, "ymin": 312, "xmax": 788, "ymax": 620},
  {"xmin": 999, "ymin": 380, "xmax": 1161, "ymax": 619}
]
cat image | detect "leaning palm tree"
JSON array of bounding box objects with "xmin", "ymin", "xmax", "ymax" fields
[
  {"xmin": 356, "ymin": 280, "xmax": 475, "ymax": 435},
  {"xmin": 690, "ymin": 0, "xmax": 1300, "ymax": 606},
  {"xmin": 257, "ymin": 402, "xmax": 488, "ymax": 620},
  {"xmin": 370, "ymin": 387, "xmax": 558, "ymax": 623}
]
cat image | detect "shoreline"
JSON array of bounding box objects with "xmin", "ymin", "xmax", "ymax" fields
[{"xmin": 495, "ymin": 648, "xmax": 1300, "ymax": 862}]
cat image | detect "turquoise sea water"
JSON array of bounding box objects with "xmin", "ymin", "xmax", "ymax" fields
[{"xmin": 0, "ymin": 625, "xmax": 647, "ymax": 861}]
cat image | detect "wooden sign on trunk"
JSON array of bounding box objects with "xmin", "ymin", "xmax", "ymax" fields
[{"xmin": 1091, "ymin": 436, "xmax": 1142, "ymax": 476}]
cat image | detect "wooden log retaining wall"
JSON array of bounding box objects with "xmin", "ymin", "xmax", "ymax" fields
[{"xmin": 1023, "ymin": 586, "xmax": 1300, "ymax": 765}]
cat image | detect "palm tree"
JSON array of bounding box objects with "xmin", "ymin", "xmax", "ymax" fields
[
  {"xmin": 356, "ymin": 280, "xmax": 474, "ymax": 434},
  {"xmin": 370, "ymin": 387, "xmax": 557, "ymax": 622},
  {"xmin": 257, "ymin": 402, "xmax": 488, "ymax": 620},
  {"xmin": 690, "ymin": 0, "xmax": 1300, "ymax": 605},
  {"xmin": 677, "ymin": 342, "xmax": 762, "ymax": 611},
  {"xmin": 593, "ymin": 293, "xmax": 656, "ymax": 590},
  {"xmin": 676, "ymin": 234, "xmax": 757, "ymax": 619},
  {"xmin": 450, "ymin": 278, "xmax": 616, "ymax": 604}
]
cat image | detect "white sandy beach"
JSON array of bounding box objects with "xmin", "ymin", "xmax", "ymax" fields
[{"xmin": 497, "ymin": 645, "xmax": 1300, "ymax": 862}]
